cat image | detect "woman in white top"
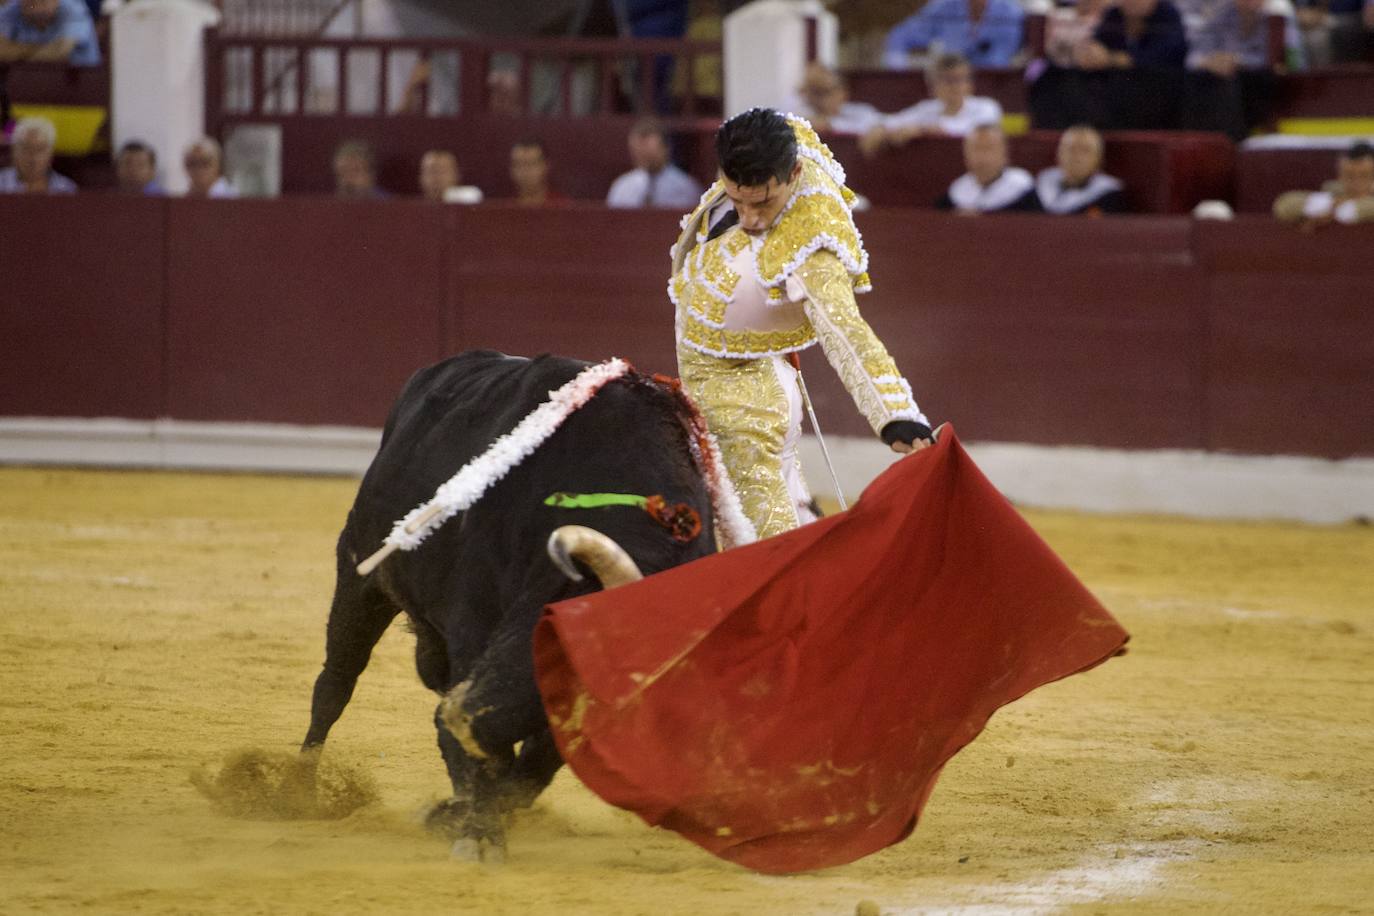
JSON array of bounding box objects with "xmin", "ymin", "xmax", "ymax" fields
[{"xmin": 863, "ymin": 53, "xmax": 1003, "ymax": 154}]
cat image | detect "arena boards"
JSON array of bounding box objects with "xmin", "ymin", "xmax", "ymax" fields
[{"xmin": 1, "ymin": 416, "xmax": 1371, "ymax": 524}]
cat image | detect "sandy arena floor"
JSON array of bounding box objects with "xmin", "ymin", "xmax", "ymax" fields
[{"xmin": 1, "ymin": 466, "xmax": 1371, "ymax": 915}]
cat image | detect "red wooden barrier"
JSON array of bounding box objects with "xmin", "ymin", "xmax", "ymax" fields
[
  {"xmin": 1234, "ymin": 145, "xmax": 1344, "ymax": 214},
  {"xmin": 0, "ymin": 195, "xmax": 165, "ymax": 419},
  {"xmin": 446, "ymin": 206, "xmax": 682, "ymax": 370},
  {"xmin": 1194, "ymin": 219, "xmax": 1374, "ymax": 458},
  {"xmin": 801, "ymin": 210, "xmax": 1207, "ymax": 447},
  {"xmin": 164, "ymin": 198, "xmax": 449, "ymax": 425},
  {"xmin": 2, "ymin": 200, "xmax": 1371, "ymax": 458}
]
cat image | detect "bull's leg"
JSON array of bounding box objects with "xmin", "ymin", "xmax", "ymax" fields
[
  {"xmin": 430, "ymin": 702, "xmax": 515, "ymax": 862},
  {"xmin": 430, "ymin": 610, "xmax": 550, "ymax": 861},
  {"xmin": 438, "ymin": 620, "xmax": 549, "ymax": 763},
  {"xmin": 301, "ymin": 546, "xmax": 401, "ymax": 751},
  {"xmin": 505, "ymin": 727, "xmax": 564, "ymax": 810}
]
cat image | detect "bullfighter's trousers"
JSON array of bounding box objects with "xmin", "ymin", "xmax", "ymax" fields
[{"xmin": 678, "ymin": 346, "xmax": 817, "ymax": 539}]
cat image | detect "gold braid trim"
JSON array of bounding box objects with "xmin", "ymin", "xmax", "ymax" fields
[
  {"xmin": 670, "ymin": 181, "xmax": 727, "ymax": 275},
  {"xmin": 793, "ymin": 251, "xmax": 927, "ymax": 435},
  {"xmin": 681, "ymin": 316, "xmax": 817, "ymax": 359},
  {"xmin": 755, "ymin": 161, "xmax": 868, "ymax": 294},
  {"xmin": 678, "ymin": 346, "xmax": 802, "ymax": 539},
  {"xmin": 669, "ymin": 117, "xmax": 876, "ymax": 363}
]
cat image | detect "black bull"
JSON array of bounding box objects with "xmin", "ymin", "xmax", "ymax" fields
[{"xmin": 301, "ymin": 351, "xmax": 716, "ymax": 856}]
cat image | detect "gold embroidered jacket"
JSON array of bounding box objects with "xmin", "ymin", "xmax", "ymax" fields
[{"xmin": 668, "ymin": 117, "xmax": 927, "ymax": 434}]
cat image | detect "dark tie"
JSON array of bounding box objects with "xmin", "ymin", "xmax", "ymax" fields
[{"xmin": 706, "ymin": 209, "xmax": 739, "ymax": 241}]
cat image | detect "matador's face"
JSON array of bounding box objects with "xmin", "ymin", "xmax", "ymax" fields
[{"xmin": 722, "ymin": 161, "xmax": 803, "ymax": 235}]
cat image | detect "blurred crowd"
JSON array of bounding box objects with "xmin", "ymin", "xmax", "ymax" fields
[
  {"xmin": 877, "ymin": 0, "xmax": 1374, "ymax": 140},
  {"xmin": 7, "ymin": 104, "xmax": 1369, "ymax": 227},
  {"xmin": 1, "ymin": 0, "xmax": 1372, "ymax": 226}
]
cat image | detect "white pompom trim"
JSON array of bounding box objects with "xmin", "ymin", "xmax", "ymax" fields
[
  {"xmin": 686, "ymin": 427, "xmax": 758, "ymax": 548},
  {"xmin": 385, "ymin": 359, "xmax": 632, "ymax": 552}
]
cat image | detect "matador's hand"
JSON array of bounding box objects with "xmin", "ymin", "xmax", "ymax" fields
[{"xmin": 881, "ymin": 420, "xmax": 935, "ymax": 454}]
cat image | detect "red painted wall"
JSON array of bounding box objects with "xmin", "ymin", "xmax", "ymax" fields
[
  {"xmin": 1, "ymin": 195, "xmax": 166, "ymax": 419},
  {"xmin": 1234, "ymin": 147, "xmax": 1344, "ymax": 214},
  {"xmin": 164, "ymin": 198, "xmax": 451, "ymax": 426},
  {"xmin": 2, "ymin": 200, "xmax": 1371, "ymax": 458}
]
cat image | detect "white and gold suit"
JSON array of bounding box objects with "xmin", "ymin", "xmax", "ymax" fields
[{"xmin": 670, "ymin": 118, "xmax": 928, "ymax": 540}]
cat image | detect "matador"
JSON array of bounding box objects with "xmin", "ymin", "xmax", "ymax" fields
[{"xmin": 670, "ymin": 108, "xmax": 934, "ymax": 541}]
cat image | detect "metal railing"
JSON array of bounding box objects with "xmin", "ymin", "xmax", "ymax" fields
[
  {"xmin": 214, "ymin": 0, "xmax": 358, "ymax": 37},
  {"xmin": 204, "ymin": 31, "xmax": 723, "ymax": 125}
]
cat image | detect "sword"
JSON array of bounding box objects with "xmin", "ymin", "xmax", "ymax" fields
[{"xmin": 787, "ymin": 353, "xmax": 847, "ymax": 512}]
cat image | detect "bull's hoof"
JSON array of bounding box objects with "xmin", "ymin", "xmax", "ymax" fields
[
  {"xmin": 439, "ymin": 681, "xmax": 489, "ymax": 760},
  {"xmin": 426, "ymin": 796, "xmax": 507, "ymax": 860},
  {"xmin": 425, "ymin": 797, "xmax": 476, "ymax": 836},
  {"xmin": 450, "ymin": 837, "xmax": 508, "ymax": 864}
]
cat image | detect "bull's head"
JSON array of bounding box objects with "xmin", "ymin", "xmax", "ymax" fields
[{"xmin": 546, "ymin": 526, "xmax": 643, "ymax": 589}]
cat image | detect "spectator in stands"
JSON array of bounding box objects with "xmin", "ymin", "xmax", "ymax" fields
[
  {"xmin": 1076, "ymin": 0, "xmax": 1190, "ymax": 128},
  {"xmin": 183, "ymin": 136, "xmax": 237, "ymax": 198},
  {"xmin": 419, "ymin": 149, "xmax": 483, "ymax": 204},
  {"xmin": 115, "ymin": 140, "xmax": 162, "ymax": 196},
  {"xmin": 877, "ymin": 53, "xmax": 1003, "ymax": 147},
  {"xmin": 1183, "ymin": 0, "xmax": 1289, "ymax": 140},
  {"xmin": 1273, "ymin": 141, "xmax": 1374, "ymax": 228},
  {"xmin": 1173, "ymin": 0, "xmax": 1229, "ymax": 41},
  {"xmin": 0, "ymin": 0, "xmax": 100, "ymax": 66},
  {"xmin": 0, "ymin": 115, "xmax": 75, "ymax": 193},
  {"xmin": 1044, "ymin": 0, "xmax": 1112, "ymax": 68},
  {"xmin": 793, "ymin": 62, "xmax": 885, "ymax": 135},
  {"xmin": 488, "ymin": 68, "xmax": 523, "ymax": 116},
  {"xmin": 1295, "ymin": 0, "xmax": 1371, "ymax": 64},
  {"xmin": 509, "ymin": 139, "xmax": 567, "ymax": 206},
  {"xmin": 621, "ymin": 0, "xmax": 690, "ymax": 115},
  {"xmin": 884, "ymin": 0, "xmax": 1026, "ymax": 68},
  {"xmin": 419, "ymin": 149, "xmax": 460, "ymax": 202},
  {"xmin": 1083, "ymin": 0, "xmax": 1190, "ymax": 69},
  {"xmin": 333, "ymin": 139, "xmax": 386, "ymax": 199},
  {"xmin": 1033, "ymin": 125, "xmax": 1127, "ymax": 214},
  {"xmin": 606, "ymin": 118, "xmax": 703, "ymax": 208},
  {"xmin": 1028, "ymin": 0, "xmax": 1111, "ymax": 129},
  {"xmin": 936, "ymin": 123, "xmax": 1038, "ymax": 213}
]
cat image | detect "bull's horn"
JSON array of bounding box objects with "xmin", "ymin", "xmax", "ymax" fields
[{"xmin": 547, "ymin": 525, "xmax": 643, "ymax": 589}]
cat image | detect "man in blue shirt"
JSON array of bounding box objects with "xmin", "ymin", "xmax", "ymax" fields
[
  {"xmin": 885, "ymin": 0, "xmax": 1026, "ymax": 69},
  {"xmin": 0, "ymin": 0, "xmax": 101, "ymax": 67}
]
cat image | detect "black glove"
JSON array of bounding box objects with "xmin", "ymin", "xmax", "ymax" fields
[{"xmin": 880, "ymin": 420, "xmax": 934, "ymax": 447}]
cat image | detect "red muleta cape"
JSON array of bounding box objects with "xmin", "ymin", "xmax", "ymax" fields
[{"xmin": 533, "ymin": 426, "xmax": 1129, "ymax": 874}]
